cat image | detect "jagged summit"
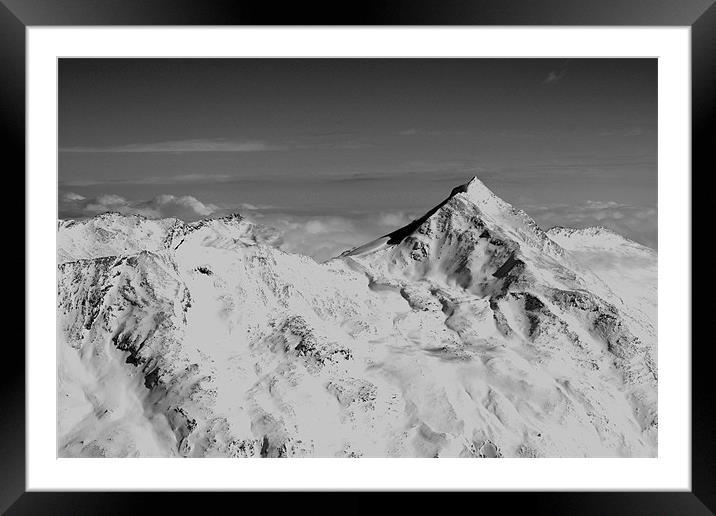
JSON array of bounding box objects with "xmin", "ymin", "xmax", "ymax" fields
[
  {"xmin": 62, "ymin": 210, "xmax": 245, "ymax": 226},
  {"xmin": 341, "ymin": 175, "xmax": 557, "ymax": 262},
  {"xmin": 198, "ymin": 212, "xmax": 244, "ymax": 224},
  {"xmin": 454, "ymin": 175, "xmax": 501, "ymax": 204},
  {"xmin": 58, "ymin": 211, "xmax": 151, "ymax": 228},
  {"xmin": 382, "ymin": 177, "xmax": 487, "ymax": 246},
  {"xmin": 547, "ymin": 225, "xmax": 620, "ymax": 238},
  {"xmin": 547, "ymin": 224, "xmax": 629, "ymax": 242},
  {"xmin": 341, "ymin": 176, "xmax": 503, "ymax": 255},
  {"xmin": 444, "ymin": 176, "xmax": 507, "ymax": 217},
  {"xmin": 57, "ymin": 209, "xmax": 282, "ymax": 263},
  {"xmin": 448, "ymin": 175, "xmax": 478, "ymax": 197}
]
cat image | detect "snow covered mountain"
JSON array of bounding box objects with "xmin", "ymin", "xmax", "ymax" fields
[
  {"xmin": 58, "ymin": 212, "xmax": 282, "ymax": 263},
  {"xmin": 57, "ymin": 177, "xmax": 657, "ymax": 458}
]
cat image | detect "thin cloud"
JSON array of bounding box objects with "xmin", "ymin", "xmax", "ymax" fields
[
  {"xmin": 60, "ymin": 138, "xmax": 286, "ymax": 154},
  {"xmin": 60, "ymin": 136, "xmax": 376, "ymax": 154},
  {"xmin": 245, "ymin": 210, "xmax": 417, "ymax": 262},
  {"xmin": 60, "ymin": 162, "xmax": 485, "ymax": 188},
  {"xmin": 397, "ymin": 128, "xmax": 468, "ymax": 136},
  {"xmin": 60, "ymin": 173, "xmax": 239, "ymax": 187},
  {"xmin": 61, "ymin": 192, "xmax": 86, "ymax": 202},
  {"xmin": 599, "ymin": 127, "xmax": 650, "ymax": 137},
  {"xmin": 542, "ymin": 69, "xmax": 567, "ymax": 86},
  {"xmin": 294, "ymin": 141, "xmax": 376, "ymax": 150}
]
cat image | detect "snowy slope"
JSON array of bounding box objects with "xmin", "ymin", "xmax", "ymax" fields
[
  {"xmin": 57, "ymin": 177, "xmax": 658, "ymax": 457},
  {"xmin": 58, "ymin": 212, "xmax": 282, "ymax": 264},
  {"xmin": 547, "ymin": 226, "xmax": 657, "ymax": 330}
]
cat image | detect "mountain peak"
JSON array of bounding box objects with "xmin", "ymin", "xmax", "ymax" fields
[
  {"xmin": 341, "ymin": 175, "xmax": 517, "ymax": 258},
  {"xmin": 449, "ymin": 175, "xmax": 488, "ymax": 196},
  {"xmin": 450, "ymin": 175, "xmax": 504, "ymax": 210},
  {"xmin": 380, "ymin": 176, "xmax": 493, "ymax": 246},
  {"xmin": 340, "ymin": 174, "xmax": 566, "ymax": 265}
]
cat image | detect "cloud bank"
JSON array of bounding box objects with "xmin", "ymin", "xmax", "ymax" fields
[
  {"xmin": 60, "ymin": 139, "xmax": 285, "ymax": 154},
  {"xmin": 61, "ymin": 192, "xmax": 220, "ymax": 220},
  {"xmin": 248, "ymin": 210, "xmax": 416, "ymax": 262}
]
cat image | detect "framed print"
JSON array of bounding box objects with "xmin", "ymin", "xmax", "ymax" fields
[{"xmin": 3, "ymin": 0, "xmax": 711, "ymax": 513}]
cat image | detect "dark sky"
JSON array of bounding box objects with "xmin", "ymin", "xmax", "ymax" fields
[{"xmin": 58, "ymin": 58, "xmax": 657, "ymax": 259}]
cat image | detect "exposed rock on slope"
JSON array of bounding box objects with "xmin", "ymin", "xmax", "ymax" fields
[
  {"xmin": 547, "ymin": 226, "xmax": 657, "ymax": 332},
  {"xmin": 58, "ymin": 212, "xmax": 282, "ymax": 264},
  {"xmin": 57, "ymin": 177, "xmax": 657, "ymax": 457}
]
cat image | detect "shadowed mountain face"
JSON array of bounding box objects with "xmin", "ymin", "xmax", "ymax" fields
[
  {"xmin": 57, "ymin": 177, "xmax": 657, "ymax": 458},
  {"xmin": 384, "ymin": 182, "xmax": 471, "ymax": 245}
]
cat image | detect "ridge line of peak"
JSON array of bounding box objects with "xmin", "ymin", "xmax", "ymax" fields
[
  {"xmin": 383, "ymin": 175, "xmax": 489, "ymax": 245},
  {"xmin": 340, "ymin": 175, "xmax": 500, "ymax": 257}
]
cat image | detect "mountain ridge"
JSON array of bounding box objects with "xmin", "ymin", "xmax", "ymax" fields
[{"xmin": 56, "ymin": 177, "xmax": 658, "ymax": 458}]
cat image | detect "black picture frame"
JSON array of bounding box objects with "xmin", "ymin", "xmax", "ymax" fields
[{"xmin": 3, "ymin": 1, "xmax": 711, "ymax": 514}]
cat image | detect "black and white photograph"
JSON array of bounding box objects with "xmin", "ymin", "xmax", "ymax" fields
[{"xmin": 56, "ymin": 58, "xmax": 658, "ymax": 459}]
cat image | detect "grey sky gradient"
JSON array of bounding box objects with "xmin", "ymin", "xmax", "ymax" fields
[{"xmin": 59, "ymin": 58, "xmax": 657, "ymax": 259}]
